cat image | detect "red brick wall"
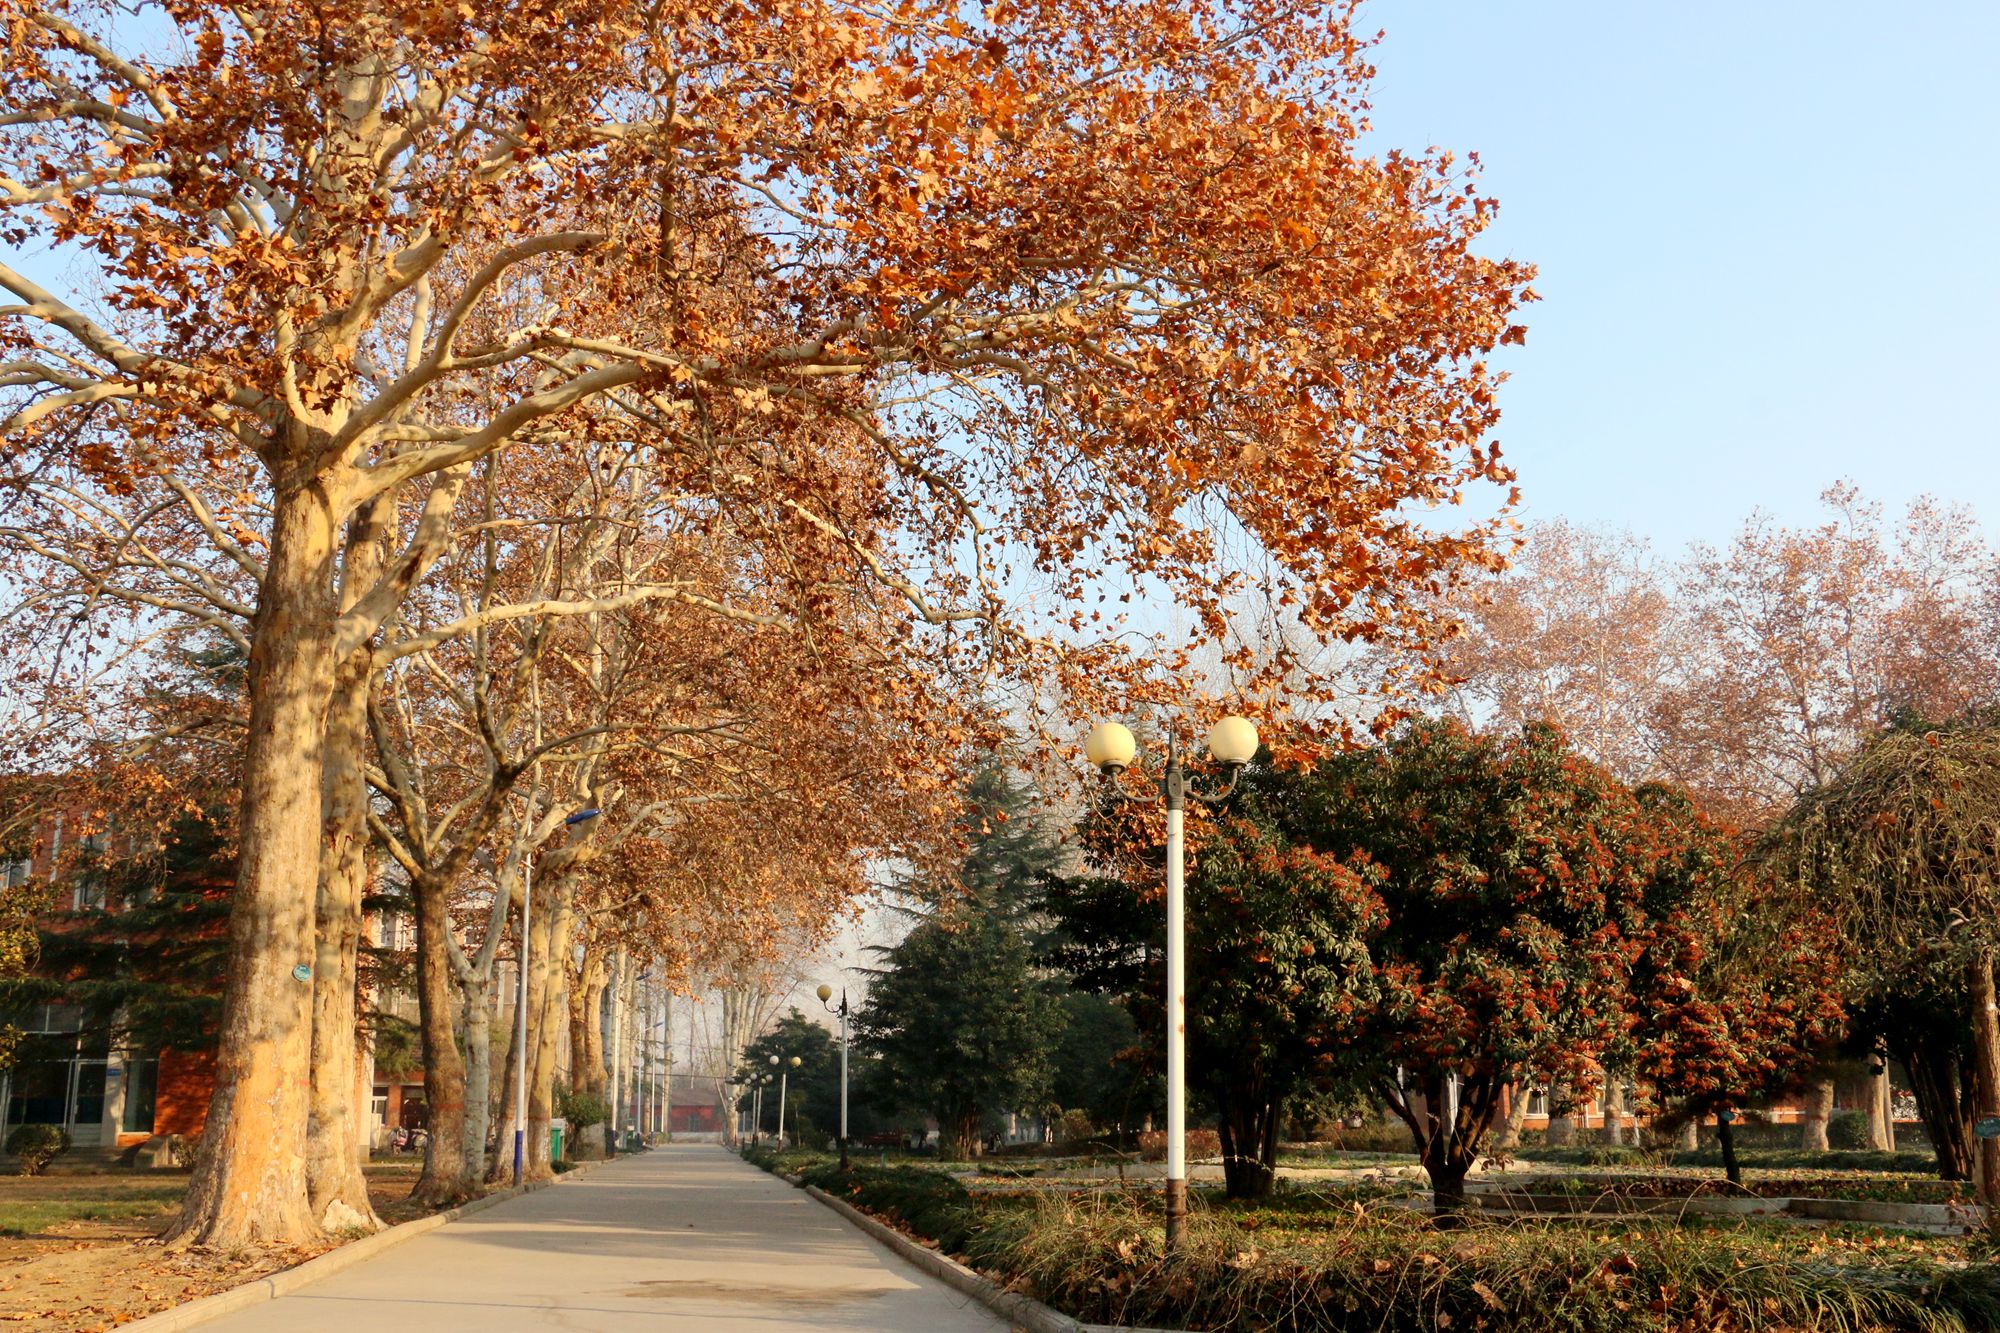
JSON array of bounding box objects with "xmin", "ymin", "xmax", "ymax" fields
[
  {"xmin": 154, "ymin": 1047, "xmax": 215, "ymax": 1139},
  {"xmin": 670, "ymin": 1104, "xmax": 718, "ymax": 1132}
]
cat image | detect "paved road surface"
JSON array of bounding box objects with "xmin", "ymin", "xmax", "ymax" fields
[{"xmin": 198, "ymin": 1144, "xmax": 1009, "ymax": 1331}]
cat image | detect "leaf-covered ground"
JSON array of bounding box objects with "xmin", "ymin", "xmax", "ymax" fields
[{"xmin": 0, "ymin": 1162, "xmax": 430, "ymax": 1332}]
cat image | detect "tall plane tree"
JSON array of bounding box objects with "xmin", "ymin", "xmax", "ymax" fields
[{"xmin": 3, "ymin": 1, "xmax": 1530, "ymax": 1244}]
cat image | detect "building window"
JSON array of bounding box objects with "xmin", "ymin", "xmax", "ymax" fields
[
  {"xmin": 1527, "ymin": 1085, "xmax": 1550, "ymax": 1117},
  {"xmin": 0, "ymin": 859, "xmax": 29, "ymax": 889},
  {"xmin": 122, "ymin": 1054, "xmax": 159, "ymax": 1134}
]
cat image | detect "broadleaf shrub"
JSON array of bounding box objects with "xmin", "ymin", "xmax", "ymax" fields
[
  {"xmin": 1827, "ymin": 1110, "xmax": 1871, "ymax": 1151},
  {"xmin": 6, "ymin": 1123, "xmax": 69, "ymax": 1175},
  {"xmin": 800, "ymin": 1163, "xmax": 974, "ymax": 1252},
  {"xmin": 555, "ymin": 1082, "xmax": 608, "ymax": 1132}
]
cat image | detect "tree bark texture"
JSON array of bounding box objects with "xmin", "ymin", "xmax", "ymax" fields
[
  {"xmin": 412, "ymin": 875, "xmax": 474, "ymax": 1207},
  {"xmin": 457, "ymin": 971, "xmax": 493, "ymax": 1180},
  {"xmin": 574, "ymin": 945, "xmax": 609, "ymax": 1100},
  {"xmin": 522, "ymin": 876, "xmax": 574, "ymax": 1181},
  {"xmin": 1799, "ymin": 1078, "xmax": 1834, "ymax": 1153},
  {"xmin": 1215, "ymin": 1097, "xmax": 1279, "ymax": 1199},
  {"xmin": 938, "ymin": 1107, "xmax": 982, "ymax": 1161},
  {"xmin": 485, "ymin": 975, "xmax": 522, "ymax": 1186},
  {"xmin": 1602, "ymin": 1078, "xmax": 1625, "ymax": 1146},
  {"xmin": 1965, "ymin": 955, "xmax": 2000, "ymax": 1215},
  {"xmin": 1867, "ymin": 1063, "xmax": 1895, "ymax": 1152},
  {"xmin": 304, "ymin": 497, "xmax": 390, "ymax": 1232},
  {"xmin": 167, "ymin": 481, "xmax": 339, "ymax": 1248},
  {"xmin": 1894, "ymin": 1036, "xmax": 1972, "ymax": 1181},
  {"xmin": 1491, "ymin": 1082, "xmax": 1531, "ymax": 1151},
  {"xmin": 1717, "ymin": 1112, "xmax": 1742, "ymax": 1185}
]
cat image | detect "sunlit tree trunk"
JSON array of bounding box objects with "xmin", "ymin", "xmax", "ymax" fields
[
  {"xmin": 412, "ymin": 874, "xmax": 474, "ymax": 1206},
  {"xmin": 523, "ymin": 873, "xmax": 575, "ymax": 1180},
  {"xmin": 1867, "ymin": 1063, "xmax": 1895, "ymax": 1151},
  {"xmin": 573, "ymin": 943, "xmax": 610, "ymax": 1100},
  {"xmin": 168, "ymin": 479, "xmax": 339, "ymax": 1248},
  {"xmin": 458, "ymin": 971, "xmax": 493, "ymax": 1180},
  {"xmin": 1546, "ymin": 1080, "xmax": 1576, "ymax": 1147},
  {"xmin": 1491, "ymin": 1082, "xmax": 1531, "ymax": 1151},
  {"xmin": 1799, "ymin": 1078, "xmax": 1834, "ymax": 1152},
  {"xmin": 486, "ymin": 978, "xmax": 521, "ymax": 1185},
  {"xmin": 306, "ymin": 499, "xmax": 389, "ymax": 1231}
]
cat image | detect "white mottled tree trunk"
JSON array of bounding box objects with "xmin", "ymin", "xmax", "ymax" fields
[{"xmin": 168, "ymin": 480, "xmax": 340, "ymax": 1247}]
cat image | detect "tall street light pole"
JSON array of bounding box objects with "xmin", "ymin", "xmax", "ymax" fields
[
  {"xmin": 1085, "ymin": 715, "xmax": 1258, "ymax": 1252},
  {"xmin": 777, "ymin": 1055, "xmax": 800, "ymax": 1146},
  {"xmin": 815, "ymin": 983, "xmax": 851, "ymax": 1170},
  {"xmin": 514, "ymin": 806, "xmax": 601, "ymax": 1187}
]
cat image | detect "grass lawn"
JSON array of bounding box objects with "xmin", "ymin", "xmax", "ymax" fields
[{"xmin": 0, "ymin": 1176, "xmax": 186, "ymax": 1238}]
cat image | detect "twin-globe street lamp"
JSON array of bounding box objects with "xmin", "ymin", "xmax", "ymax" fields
[
  {"xmin": 770, "ymin": 1053, "xmax": 802, "ymax": 1145},
  {"xmin": 814, "ymin": 982, "xmax": 852, "ymax": 1169},
  {"xmin": 1084, "ymin": 715, "xmax": 1259, "ymax": 1250},
  {"xmin": 514, "ymin": 806, "xmax": 603, "ymax": 1187}
]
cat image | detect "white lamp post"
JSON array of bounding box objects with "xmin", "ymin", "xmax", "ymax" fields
[
  {"xmin": 816, "ymin": 982, "xmax": 851, "ymax": 1170},
  {"xmin": 514, "ymin": 806, "xmax": 600, "ymax": 1187},
  {"xmin": 1085, "ymin": 715, "xmax": 1258, "ymax": 1251}
]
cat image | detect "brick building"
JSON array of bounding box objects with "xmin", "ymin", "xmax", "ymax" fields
[{"xmin": 1, "ymin": 818, "xmax": 426, "ymax": 1160}]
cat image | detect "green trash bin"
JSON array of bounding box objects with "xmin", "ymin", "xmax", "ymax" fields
[{"xmin": 550, "ymin": 1124, "xmax": 566, "ymax": 1163}]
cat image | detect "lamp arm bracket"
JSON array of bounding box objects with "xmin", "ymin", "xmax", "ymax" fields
[{"xmin": 1189, "ymin": 766, "xmax": 1244, "ymax": 805}]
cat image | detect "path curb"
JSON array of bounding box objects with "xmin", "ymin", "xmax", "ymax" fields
[
  {"xmin": 804, "ymin": 1183, "xmax": 1088, "ymax": 1333},
  {"xmin": 119, "ymin": 1153, "xmax": 628, "ymax": 1332}
]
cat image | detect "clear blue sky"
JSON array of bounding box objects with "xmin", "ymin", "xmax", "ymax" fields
[{"xmin": 1359, "ymin": 1, "xmax": 2000, "ymax": 549}]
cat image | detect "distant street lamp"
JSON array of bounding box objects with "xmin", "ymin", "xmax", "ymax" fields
[
  {"xmin": 779, "ymin": 1055, "xmax": 801, "ymax": 1146},
  {"xmin": 816, "ymin": 982, "xmax": 852, "ymax": 1170},
  {"xmin": 514, "ymin": 806, "xmax": 601, "ymax": 1187},
  {"xmin": 1085, "ymin": 716, "xmax": 1257, "ymax": 1251}
]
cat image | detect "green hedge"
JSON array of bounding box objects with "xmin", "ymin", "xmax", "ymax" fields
[{"xmin": 799, "ymin": 1162, "xmax": 974, "ymax": 1252}]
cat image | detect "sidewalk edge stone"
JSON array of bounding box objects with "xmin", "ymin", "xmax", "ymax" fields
[
  {"xmin": 118, "ymin": 1152, "xmax": 626, "ymax": 1332},
  {"xmin": 803, "ymin": 1181, "xmax": 1109, "ymax": 1333}
]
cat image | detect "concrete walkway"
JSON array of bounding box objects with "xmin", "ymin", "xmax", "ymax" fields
[{"xmin": 199, "ymin": 1144, "xmax": 1008, "ymax": 1331}]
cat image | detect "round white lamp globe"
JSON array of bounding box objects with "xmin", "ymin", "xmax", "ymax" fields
[
  {"xmin": 1206, "ymin": 715, "xmax": 1259, "ymax": 767},
  {"xmin": 1084, "ymin": 721, "xmax": 1138, "ymax": 773}
]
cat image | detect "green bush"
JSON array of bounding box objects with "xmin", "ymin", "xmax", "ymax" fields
[
  {"xmin": 1056, "ymin": 1108, "xmax": 1095, "ymax": 1146},
  {"xmin": 800, "ymin": 1163, "xmax": 974, "ymax": 1252},
  {"xmin": 790, "ymin": 1112, "xmax": 831, "ymax": 1152},
  {"xmin": 555, "ymin": 1082, "xmax": 608, "ymax": 1132},
  {"xmin": 1826, "ymin": 1110, "xmax": 1872, "ymax": 1150},
  {"xmin": 6, "ymin": 1124, "xmax": 69, "ymax": 1176}
]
